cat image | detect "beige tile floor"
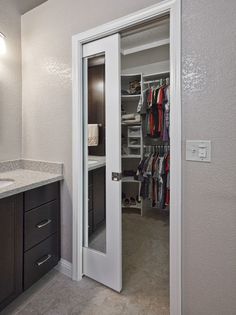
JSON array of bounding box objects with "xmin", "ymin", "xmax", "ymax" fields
[{"xmin": 2, "ymin": 211, "xmax": 169, "ymax": 315}]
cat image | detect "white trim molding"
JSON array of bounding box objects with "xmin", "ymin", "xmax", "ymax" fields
[
  {"xmin": 121, "ymin": 38, "xmax": 170, "ymax": 56},
  {"xmin": 55, "ymin": 259, "xmax": 72, "ymax": 278},
  {"xmin": 72, "ymin": 1, "xmax": 181, "ymax": 314}
]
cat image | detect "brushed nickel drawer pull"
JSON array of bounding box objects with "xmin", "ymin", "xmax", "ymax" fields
[
  {"xmin": 36, "ymin": 254, "xmax": 52, "ymax": 266},
  {"xmin": 36, "ymin": 219, "xmax": 52, "ymax": 229}
]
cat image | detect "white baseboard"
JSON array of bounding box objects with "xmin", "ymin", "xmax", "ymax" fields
[{"xmin": 55, "ymin": 259, "xmax": 72, "ymax": 278}]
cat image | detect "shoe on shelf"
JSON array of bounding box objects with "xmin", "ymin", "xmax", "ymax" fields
[
  {"xmin": 130, "ymin": 197, "xmax": 136, "ymax": 206},
  {"xmin": 123, "ymin": 198, "xmax": 130, "ymax": 207},
  {"xmin": 136, "ymin": 195, "xmax": 141, "ymax": 203}
]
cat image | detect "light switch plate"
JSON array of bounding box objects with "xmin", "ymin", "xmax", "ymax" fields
[{"xmin": 186, "ymin": 140, "xmax": 211, "ymax": 162}]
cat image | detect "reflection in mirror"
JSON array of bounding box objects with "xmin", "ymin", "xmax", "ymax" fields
[{"xmin": 84, "ymin": 54, "xmax": 106, "ymax": 253}]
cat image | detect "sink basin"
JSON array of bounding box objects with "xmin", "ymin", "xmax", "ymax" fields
[
  {"xmin": 88, "ymin": 160, "xmax": 98, "ymax": 165},
  {"xmin": 0, "ymin": 179, "xmax": 14, "ymax": 188}
]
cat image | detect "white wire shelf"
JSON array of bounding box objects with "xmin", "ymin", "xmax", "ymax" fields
[
  {"xmin": 121, "ymin": 94, "xmax": 141, "ymax": 99},
  {"xmin": 122, "ymin": 155, "xmax": 141, "ymax": 159}
]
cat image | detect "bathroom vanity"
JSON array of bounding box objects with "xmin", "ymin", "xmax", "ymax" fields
[{"xmin": 0, "ymin": 161, "xmax": 63, "ymax": 311}]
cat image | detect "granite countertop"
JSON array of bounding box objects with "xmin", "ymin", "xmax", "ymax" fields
[
  {"xmin": 88, "ymin": 156, "xmax": 106, "ymax": 171},
  {"xmin": 0, "ymin": 159, "xmax": 63, "ymax": 200}
]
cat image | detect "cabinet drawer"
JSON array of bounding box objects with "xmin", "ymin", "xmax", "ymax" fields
[
  {"xmin": 24, "ymin": 234, "xmax": 59, "ymax": 290},
  {"xmin": 24, "ymin": 200, "xmax": 58, "ymax": 251},
  {"xmin": 24, "ymin": 182, "xmax": 59, "ymax": 212}
]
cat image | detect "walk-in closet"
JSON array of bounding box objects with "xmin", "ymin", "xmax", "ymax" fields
[
  {"xmin": 120, "ymin": 15, "xmax": 170, "ymax": 308},
  {"xmin": 80, "ymin": 12, "xmax": 171, "ymax": 312}
]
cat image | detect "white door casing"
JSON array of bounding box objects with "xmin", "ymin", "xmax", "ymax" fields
[{"xmin": 72, "ymin": 1, "xmax": 181, "ymax": 313}]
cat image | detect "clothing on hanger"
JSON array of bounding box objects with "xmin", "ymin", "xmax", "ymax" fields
[
  {"xmin": 141, "ymin": 80, "xmax": 170, "ymax": 141},
  {"xmin": 136, "ymin": 148, "xmax": 170, "ymax": 210}
]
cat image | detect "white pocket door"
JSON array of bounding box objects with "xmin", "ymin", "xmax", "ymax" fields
[{"xmin": 82, "ymin": 34, "xmax": 122, "ymax": 292}]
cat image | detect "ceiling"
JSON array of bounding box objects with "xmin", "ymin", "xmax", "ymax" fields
[
  {"xmin": 16, "ymin": 0, "xmax": 48, "ymax": 15},
  {"xmin": 121, "ymin": 16, "xmax": 169, "ymax": 52}
]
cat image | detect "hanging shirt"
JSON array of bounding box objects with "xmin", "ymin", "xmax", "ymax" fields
[
  {"xmin": 163, "ymin": 85, "xmax": 170, "ymax": 141},
  {"xmin": 157, "ymin": 87, "xmax": 165, "ymax": 136}
]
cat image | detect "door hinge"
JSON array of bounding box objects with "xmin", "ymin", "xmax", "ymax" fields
[{"xmin": 112, "ymin": 172, "xmax": 122, "ymax": 181}]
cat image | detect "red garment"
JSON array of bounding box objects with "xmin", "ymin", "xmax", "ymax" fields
[
  {"xmin": 157, "ymin": 87, "xmax": 165, "ymax": 136},
  {"xmin": 147, "ymin": 88, "xmax": 153, "ymax": 107},
  {"xmin": 149, "ymin": 111, "xmax": 155, "ymax": 136},
  {"xmin": 157, "ymin": 103, "xmax": 163, "ymax": 135},
  {"xmin": 157, "ymin": 87, "xmax": 164, "ymax": 104},
  {"xmin": 165, "ymin": 189, "xmax": 170, "ymax": 206}
]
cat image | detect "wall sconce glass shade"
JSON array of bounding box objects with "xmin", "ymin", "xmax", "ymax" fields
[{"xmin": 0, "ymin": 33, "xmax": 6, "ymax": 54}]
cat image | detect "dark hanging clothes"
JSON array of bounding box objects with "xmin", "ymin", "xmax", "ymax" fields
[
  {"xmin": 136, "ymin": 152, "xmax": 170, "ymax": 210},
  {"xmin": 141, "ymin": 84, "xmax": 170, "ymax": 141}
]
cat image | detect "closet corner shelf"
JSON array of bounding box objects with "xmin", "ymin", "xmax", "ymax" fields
[
  {"xmin": 121, "ymin": 94, "xmax": 141, "ymax": 99},
  {"xmin": 122, "ymin": 177, "xmax": 139, "ymax": 183},
  {"xmin": 122, "ymin": 122, "xmax": 141, "ymax": 126},
  {"xmin": 128, "ymin": 145, "xmax": 141, "ymax": 148},
  {"xmin": 121, "ymin": 73, "xmax": 142, "ymax": 77},
  {"xmin": 128, "ymin": 134, "xmax": 141, "ymax": 137}
]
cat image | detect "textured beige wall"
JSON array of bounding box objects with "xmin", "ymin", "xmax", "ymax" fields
[
  {"xmin": 21, "ymin": 0, "xmax": 236, "ymax": 314},
  {"xmin": 182, "ymin": 1, "xmax": 236, "ymax": 314},
  {"xmin": 0, "ymin": 0, "xmax": 22, "ymax": 161},
  {"xmin": 21, "ymin": 0, "xmax": 159, "ymax": 267}
]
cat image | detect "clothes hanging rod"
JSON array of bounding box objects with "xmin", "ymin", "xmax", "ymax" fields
[
  {"xmin": 144, "ymin": 144, "xmax": 170, "ymax": 154},
  {"xmin": 144, "ymin": 144, "xmax": 170, "ymax": 147},
  {"xmin": 143, "ymin": 77, "xmax": 169, "ymax": 84},
  {"xmin": 143, "ymin": 70, "xmax": 170, "ymax": 78}
]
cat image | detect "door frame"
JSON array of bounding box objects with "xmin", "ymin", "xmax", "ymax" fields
[{"xmin": 72, "ymin": 0, "xmax": 182, "ymax": 314}]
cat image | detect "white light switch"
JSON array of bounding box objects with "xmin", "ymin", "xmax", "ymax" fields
[{"xmin": 186, "ymin": 140, "xmax": 211, "ymax": 162}]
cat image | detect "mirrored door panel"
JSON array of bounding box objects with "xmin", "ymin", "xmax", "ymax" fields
[
  {"xmin": 82, "ymin": 34, "xmax": 122, "ymax": 292},
  {"xmin": 84, "ymin": 54, "xmax": 106, "ymax": 254}
]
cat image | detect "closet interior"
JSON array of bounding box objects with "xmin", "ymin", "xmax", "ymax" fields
[
  {"xmin": 120, "ymin": 15, "xmax": 170, "ymax": 309},
  {"xmin": 121, "ymin": 15, "xmax": 170, "ymax": 215}
]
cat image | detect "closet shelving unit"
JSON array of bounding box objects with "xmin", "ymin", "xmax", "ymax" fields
[
  {"xmin": 121, "ymin": 73, "xmax": 143, "ymax": 214},
  {"xmin": 121, "ymin": 70, "xmax": 170, "ymax": 214},
  {"xmin": 142, "ymin": 70, "xmax": 170, "ymax": 213},
  {"xmin": 121, "ymin": 73, "xmax": 143, "ymax": 159}
]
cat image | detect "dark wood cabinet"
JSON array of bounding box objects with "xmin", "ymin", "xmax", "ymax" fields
[
  {"xmin": 0, "ymin": 181, "xmax": 60, "ymax": 311},
  {"xmin": 0, "ymin": 194, "xmax": 23, "ymax": 312},
  {"xmin": 24, "ymin": 199, "xmax": 59, "ymax": 251},
  {"xmin": 24, "ymin": 182, "xmax": 59, "ymax": 212},
  {"xmin": 88, "ymin": 167, "xmax": 105, "ymax": 236},
  {"xmin": 93, "ymin": 167, "xmax": 106, "ymax": 229},
  {"xmin": 24, "ymin": 233, "xmax": 59, "ymax": 290},
  {"xmin": 23, "ymin": 182, "xmax": 60, "ymax": 290}
]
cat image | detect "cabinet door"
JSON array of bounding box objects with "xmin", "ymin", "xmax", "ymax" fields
[
  {"xmin": 93, "ymin": 167, "xmax": 105, "ymax": 229},
  {"xmin": 0, "ymin": 194, "xmax": 23, "ymax": 311}
]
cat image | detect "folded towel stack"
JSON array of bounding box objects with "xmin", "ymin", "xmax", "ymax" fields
[
  {"xmin": 88, "ymin": 124, "xmax": 99, "ymax": 146},
  {"xmin": 122, "ymin": 113, "xmax": 140, "ymax": 124}
]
